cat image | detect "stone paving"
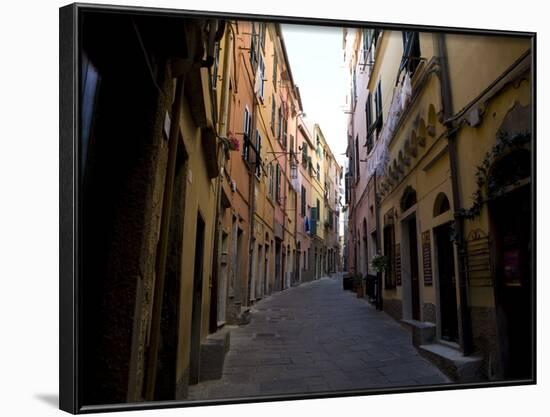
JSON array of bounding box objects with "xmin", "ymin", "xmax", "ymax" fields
[{"xmin": 188, "ymin": 273, "xmax": 450, "ymax": 400}]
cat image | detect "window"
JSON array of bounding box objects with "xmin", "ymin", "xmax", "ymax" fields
[
  {"xmin": 275, "ymin": 164, "xmax": 281, "ymax": 203},
  {"xmin": 310, "ymin": 207, "xmax": 317, "ymax": 235},
  {"xmin": 268, "ymin": 164, "xmax": 274, "ymax": 199},
  {"xmin": 250, "ymin": 24, "xmax": 257, "ymax": 68},
  {"xmin": 316, "ymin": 163, "xmax": 320, "ymax": 182},
  {"xmin": 277, "ymin": 107, "xmax": 283, "ymax": 142},
  {"xmin": 433, "ymin": 192, "xmax": 450, "ymax": 217},
  {"xmin": 242, "ymin": 107, "xmax": 251, "ymax": 162},
  {"xmin": 365, "ymin": 92, "xmax": 374, "ymax": 152},
  {"xmin": 401, "ymin": 32, "xmax": 421, "ymax": 75},
  {"xmin": 273, "ymin": 53, "xmax": 278, "ymax": 90},
  {"xmin": 348, "ymin": 135, "xmax": 355, "ymax": 183},
  {"xmin": 345, "ymin": 171, "xmax": 351, "ymax": 204},
  {"xmin": 282, "ymin": 116, "xmax": 287, "ymax": 148},
  {"xmin": 355, "ymin": 135, "xmax": 360, "ymax": 179},
  {"xmin": 374, "ymin": 80, "xmax": 383, "ymax": 134},
  {"xmin": 316, "ymin": 199, "xmax": 320, "ymax": 221},
  {"xmin": 271, "ymin": 95, "xmax": 276, "ymax": 133},
  {"xmin": 301, "ymin": 143, "xmax": 308, "ymax": 167},
  {"xmin": 362, "ymin": 29, "xmax": 369, "ymax": 63},
  {"xmin": 258, "ymin": 54, "xmax": 265, "ymax": 100},
  {"xmin": 259, "ymin": 23, "xmax": 266, "ymax": 51},
  {"xmin": 254, "ymin": 130, "xmax": 262, "ymax": 177},
  {"xmin": 301, "ymin": 186, "xmax": 306, "ymax": 216}
]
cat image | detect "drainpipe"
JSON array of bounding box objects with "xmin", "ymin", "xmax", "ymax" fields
[
  {"xmin": 246, "ymin": 84, "xmax": 259, "ymax": 307},
  {"xmin": 209, "ymin": 25, "xmax": 234, "ymax": 333},
  {"xmin": 218, "ymin": 26, "xmax": 233, "ymax": 138},
  {"xmin": 145, "ymin": 75, "xmax": 184, "ymax": 401},
  {"xmin": 374, "ymin": 172, "xmax": 383, "ymax": 311},
  {"xmin": 435, "ymin": 33, "xmax": 473, "ymax": 355},
  {"xmin": 294, "ymin": 115, "xmax": 301, "ymax": 285}
]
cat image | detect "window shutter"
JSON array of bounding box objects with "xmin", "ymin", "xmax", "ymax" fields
[
  {"xmin": 271, "ymin": 95, "xmax": 276, "ymax": 133},
  {"xmin": 375, "ymin": 81, "xmax": 383, "ymax": 133},
  {"xmin": 301, "ymin": 186, "xmax": 306, "ymax": 216},
  {"xmin": 366, "ymin": 93, "xmax": 374, "ymax": 151},
  {"xmin": 275, "ymin": 164, "xmax": 281, "ymax": 202},
  {"xmin": 250, "ymin": 24, "xmax": 257, "ymax": 67},
  {"xmin": 316, "ymin": 199, "xmax": 320, "ymax": 220},
  {"xmin": 243, "ymin": 108, "xmax": 250, "ymax": 161},
  {"xmin": 259, "ymin": 55, "xmax": 265, "ymax": 99},
  {"xmin": 255, "ymin": 130, "xmax": 262, "ymax": 177},
  {"xmin": 310, "ymin": 207, "xmax": 317, "ymax": 235}
]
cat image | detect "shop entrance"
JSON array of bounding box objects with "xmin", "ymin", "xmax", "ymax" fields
[{"xmin": 491, "ymin": 185, "xmax": 532, "ymax": 379}]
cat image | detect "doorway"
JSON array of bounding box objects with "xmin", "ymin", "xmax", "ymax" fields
[
  {"xmin": 256, "ymin": 244, "xmax": 263, "ymax": 299},
  {"xmin": 491, "ymin": 185, "xmax": 532, "ymax": 379},
  {"xmin": 189, "ymin": 214, "xmax": 205, "ymax": 385},
  {"xmin": 263, "ymin": 242, "xmax": 269, "ymax": 296},
  {"xmin": 434, "ymin": 223, "xmax": 458, "ymax": 342},
  {"xmin": 153, "ymin": 146, "xmax": 187, "ymax": 399},
  {"xmin": 217, "ymin": 232, "xmax": 229, "ymax": 326},
  {"xmin": 275, "ymin": 240, "xmax": 281, "ymax": 291}
]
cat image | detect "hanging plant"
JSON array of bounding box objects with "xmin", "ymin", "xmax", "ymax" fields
[{"xmin": 455, "ymin": 131, "xmax": 530, "ymax": 220}]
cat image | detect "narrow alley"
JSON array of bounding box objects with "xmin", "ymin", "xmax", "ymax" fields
[
  {"xmin": 188, "ymin": 274, "xmax": 449, "ymax": 400},
  {"xmin": 70, "ymin": 11, "xmax": 533, "ymax": 406}
]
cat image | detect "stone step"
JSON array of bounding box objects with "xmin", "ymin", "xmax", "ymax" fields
[
  {"xmin": 418, "ymin": 342, "xmax": 484, "ymax": 383},
  {"xmin": 401, "ymin": 319, "xmax": 436, "ymax": 346},
  {"xmin": 199, "ymin": 326, "xmax": 232, "ymax": 382}
]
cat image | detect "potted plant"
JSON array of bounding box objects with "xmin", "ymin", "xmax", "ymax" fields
[{"xmin": 371, "ymin": 253, "xmax": 389, "ymax": 273}]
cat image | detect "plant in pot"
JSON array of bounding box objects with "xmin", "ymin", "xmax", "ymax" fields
[{"xmin": 371, "ymin": 253, "xmax": 389, "ymax": 274}]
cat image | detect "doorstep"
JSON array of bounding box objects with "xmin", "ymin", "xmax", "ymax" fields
[
  {"xmin": 401, "ymin": 319, "xmax": 437, "ymax": 346},
  {"xmin": 418, "ymin": 342, "xmax": 484, "ymax": 383},
  {"xmin": 199, "ymin": 326, "xmax": 232, "ymax": 382}
]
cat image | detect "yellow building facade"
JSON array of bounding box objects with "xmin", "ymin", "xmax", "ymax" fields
[{"xmin": 346, "ymin": 28, "xmax": 532, "ymax": 382}]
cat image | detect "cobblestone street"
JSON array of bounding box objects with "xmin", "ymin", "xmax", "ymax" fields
[{"xmin": 188, "ymin": 274, "xmax": 449, "ymax": 400}]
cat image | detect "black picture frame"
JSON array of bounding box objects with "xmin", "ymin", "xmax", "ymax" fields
[{"xmin": 60, "ymin": 3, "xmax": 536, "ymax": 414}]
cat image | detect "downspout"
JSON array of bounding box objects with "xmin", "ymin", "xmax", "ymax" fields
[
  {"xmin": 294, "ymin": 116, "xmax": 300, "ymax": 285},
  {"xmin": 145, "ymin": 75, "xmax": 184, "ymax": 401},
  {"xmin": 218, "ymin": 26, "xmax": 233, "ymax": 138},
  {"xmin": 246, "ymin": 83, "xmax": 259, "ymax": 307},
  {"xmin": 209, "ymin": 24, "xmax": 234, "ymax": 333},
  {"xmin": 435, "ymin": 33, "xmax": 473, "ymax": 355},
  {"xmin": 374, "ymin": 172, "xmax": 383, "ymax": 310}
]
